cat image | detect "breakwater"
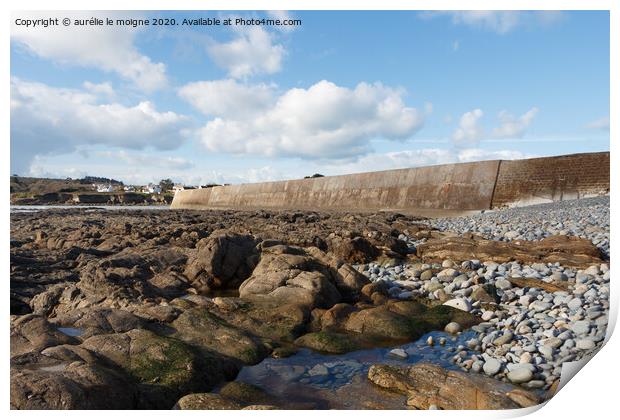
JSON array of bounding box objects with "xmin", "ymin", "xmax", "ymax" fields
[{"xmin": 171, "ymin": 152, "xmax": 609, "ymax": 213}]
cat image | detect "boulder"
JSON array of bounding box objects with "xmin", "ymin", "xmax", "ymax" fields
[
  {"xmin": 10, "ymin": 362, "xmax": 136, "ymax": 409},
  {"xmin": 184, "ymin": 233, "xmax": 259, "ymax": 292},
  {"xmin": 238, "ymin": 245, "xmax": 342, "ymax": 309},
  {"xmin": 171, "ymin": 307, "xmax": 268, "ymax": 365},
  {"xmin": 11, "ymin": 315, "xmax": 78, "ymax": 357},
  {"xmin": 174, "ymin": 393, "xmax": 242, "ymax": 410},
  {"xmin": 81, "ymin": 329, "xmax": 237, "ymax": 408},
  {"xmin": 367, "ymin": 363, "xmax": 539, "ymax": 409}
]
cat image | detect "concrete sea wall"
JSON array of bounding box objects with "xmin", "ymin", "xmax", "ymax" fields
[{"xmin": 171, "ymin": 152, "xmax": 609, "ymax": 214}]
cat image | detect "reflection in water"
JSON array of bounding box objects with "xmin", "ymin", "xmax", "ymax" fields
[
  {"xmin": 10, "ymin": 205, "xmax": 170, "ymax": 213},
  {"xmin": 57, "ymin": 327, "xmax": 84, "ymax": 337},
  {"xmin": 236, "ymin": 330, "xmax": 478, "ymax": 409}
]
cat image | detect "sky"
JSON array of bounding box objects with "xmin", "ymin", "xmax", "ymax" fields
[{"xmin": 10, "ymin": 10, "xmax": 610, "ymax": 186}]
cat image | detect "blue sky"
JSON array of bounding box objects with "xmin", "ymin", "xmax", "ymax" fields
[{"xmin": 10, "ymin": 10, "xmax": 610, "ymax": 185}]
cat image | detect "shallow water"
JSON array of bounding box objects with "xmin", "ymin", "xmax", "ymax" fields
[
  {"xmin": 57, "ymin": 327, "xmax": 84, "ymax": 337},
  {"xmin": 236, "ymin": 330, "xmax": 478, "ymax": 409},
  {"xmin": 10, "ymin": 205, "xmax": 170, "ymax": 213}
]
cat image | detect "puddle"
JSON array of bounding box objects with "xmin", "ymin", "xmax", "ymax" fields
[
  {"xmin": 235, "ymin": 330, "xmax": 478, "ymax": 409},
  {"xmin": 57, "ymin": 327, "xmax": 84, "ymax": 337}
]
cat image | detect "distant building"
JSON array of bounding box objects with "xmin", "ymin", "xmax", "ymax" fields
[
  {"xmin": 123, "ymin": 185, "xmax": 135, "ymax": 192},
  {"xmin": 172, "ymin": 184, "xmax": 185, "ymax": 194},
  {"xmin": 142, "ymin": 183, "xmax": 162, "ymax": 194},
  {"xmin": 94, "ymin": 184, "xmax": 114, "ymax": 193}
]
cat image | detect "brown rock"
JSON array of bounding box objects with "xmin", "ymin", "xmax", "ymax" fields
[
  {"xmin": 174, "ymin": 393, "xmax": 242, "ymax": 410},
  {"xmin": 417, "ymin": 235, "xmax": 602, "ymax": 267},
  {"xmin": 11, "ymin": 315, "xmax": 78, "ymax": 357},
  {"xmin": 238, "ymin": 245, "xmax": 342, "ymax": 309},
  {"xmin": 368, "ymin": 363, "xmax": 540, "ymax": 410},
  {"xmin": 184, "ymin": 232, "xmax": 259, "ymax": 292}
]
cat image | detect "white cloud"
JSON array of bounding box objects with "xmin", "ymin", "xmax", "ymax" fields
[
  {"xmin": 321, "ymin": 148, "xmax": 531, "ymax": 175},
  {"xmin": 185, "ymin": 80, "xmax": 426, "ymax": 159},
  {"xmin": 452, "ymin": 107, "xmax": 538, "ymax": 145},
  {"xmin": 11, "ymin": 11, "xmax": 167, "ymax": 91},
  {"xmin": 586, "ymin": 116, "xmax": 610, "ymax": 130},
  {"xmin": 491, "ymin": 107, "xmax": 539, "ymax": 138},
  {"xmin": 452, "ymin": 109, "xmax": 484, "ymax": 145},
  {"xmin": 206, "ymin": 26, "xmax": 285, "ymax": 78},
  {"xmin": 83, "ymin": 81, "xmax": 116, "ymax": 99},
  {"xmin": 10, "ymin": 78, "xmax": 189, "ymax": 174},
  {"xmin": 422, "ymin": 11, "xmax": 563, "ymax": 34},
  {"xmin": 449, "ymin": 11, "xmax": 522, "ymax": 34},
  {"xmin": 178, "ymin": 79, "xmax": 276, "ymax": 118},
  {"xmin": 97, "ymin": 151, "xmax": 195, "ymax": 170}
]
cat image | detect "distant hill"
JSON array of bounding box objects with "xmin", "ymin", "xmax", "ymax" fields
[{"xmin": 10, "ymin": 176, "xmax": 121, "ymax": 196}]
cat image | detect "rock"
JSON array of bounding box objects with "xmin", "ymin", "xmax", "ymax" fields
[
  {"xmin": 171, "ymin": 307, "xmax": 268, "ymax": 365},
  {"xmin": 567, "ymin": 298, "xmax": 583, "ymax": 311},
  {"xmin": 416, "ymin": 235, "xmax": 603, "ymax": 268},
  {"xmin": 481, "ymin": 311, "xmax": 495, "ymax": 321},
  {"xmin": 507, "ymin": 367, "xmax": 533, "ymax": 384},
  {"xmin": 529, "ymin": 301, "xmax": 552, "ymax": 312},
  {"xmin": 493, "ymin": 331, "xmax": 514, "ymax": 346},
  {"xmin": 368, "ymin": 363, "xmax": 534, "ymax": 409},
  {"xmin": 11, "ymin": 314, "xmax": 79, "ymax": 358},
  {"xmin": 437, "ymin": 268, "xmax": 458, "ymax": 278},
  {"xmin": 184, "ymin": 233, "xmax": 259, "ymax": 292},
  {"xmin": 10, "ymin": 361, "xmax": 136, "ymax": 409},
  {"xmin": 470, "ymin": 285, "xmax": 499, "ymax": 304},
  {"xmin": 388, "ymin": 348, "xmax": 408, "ymax": 359},
  {"xmin": 519, "ymin": 352, "xmax": 532, "ymax": 364},
  {"xmin": 294, "ymin": 332, "xmax": 357, "ymax": 354},
  {"xmin": 328, "ymin": 236, "xmax": 381, "ymax": 264},
  {"xmin": 81, "ymin": 329, "xmax": 237, "ymax": 408},
  {"xmin": 420, "ymin": 269, "xmax": 434, "ymax": 281},
  {"xmin": 495, "ymin": 278, "xmax": 512, "ymax": 290},
  {"xmin": 483, "ymin": 358, "xmax": 501, "ymax": 376},
  {"xmin": 239, "ymin": 245, "xmax": 342, "ymax": 309},
  {"xmin": 442, "ymin": 298, "xmax": 472, "ymax": 312},
  {"xmin": 571, "ymin": 320, "xmax": 591, "ymax": 336},
  {"xmin": 576, "ymin": 339, "xmax": 596, "ymax": 350},
  {"xmin": 174, "ymin": 393, "xmax": 242, "ymax": 410},
  {"xmin": 444, "ymin": 322, "xmax": 461, "ymax": 334}
]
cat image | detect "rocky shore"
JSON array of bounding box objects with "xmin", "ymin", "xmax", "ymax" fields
[{"xmin": 10, "ymin": 197, "xmax": 609, "ymax": 409}]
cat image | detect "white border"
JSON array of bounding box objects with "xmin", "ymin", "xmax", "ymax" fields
[{"xmin": 2, "ymin": 1, "xmax": 617, "ymax": 420}]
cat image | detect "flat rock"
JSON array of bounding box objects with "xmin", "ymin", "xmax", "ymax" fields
[{"xmin": 368, "ymin": 363, "xmax": 538, "ymax": 409}]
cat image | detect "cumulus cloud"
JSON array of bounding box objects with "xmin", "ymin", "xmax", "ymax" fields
[
  {"xmin": 10, "ymin": 78, "xmax": 189, "ymax": 174},
  {"xmin": 83, "ymin": 81, "xmax": 116, "ymax": 99},
  {"xmin": 321, "ymin": 148, "xmax": 530, "ymax": 175},
  {"xmin": 183, "ymin": 80, "xmax": 426, "ymax": 159},
  {"xmin": 452, "ymin": 109, "xmax": 485, "ymax": 145},
  {"xmin": 586, "ymin": 116, "xmax": 610, "ymax": 130},
  {"xmin": 206, "ymin": 26, "xmax": 285, "ymax": 78},
  {"xmin": 178, "ymin": 79, "xmax": 276, "ymax": 118},
  {"xmin": 97, "ymin": 151, "xmax": 195, "ymax": 170},
  {"xmin": 491, "ymin": 107, "xmax": 539, "ymax": 138},
  {"xmin": 452, "ymin": 107, "xmax": 538, "ymax": 145},
  {"xmin": 422, "ymin": 11, "xmax": 563, "ymax": 34},
  {"xmin": 11, "ymin": 11, "xmax": 167, "ymax": 91}
]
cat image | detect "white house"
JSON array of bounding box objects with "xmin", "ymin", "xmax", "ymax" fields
[
  {"xmin": 95, "ymin": 184, "xmax": 114, "ymax": 193},
  {"xmin": 142, "ymin": 183, "xmax": 162, "ymax": 194}
]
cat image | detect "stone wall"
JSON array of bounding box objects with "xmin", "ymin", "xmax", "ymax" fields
[
  {"xmin": 171, "ymin": 152, "xmax": 610, "ymax": 213},
  {"xmin": 491, "ymin": 152, "xmax": 610, "ymax": 208}
]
